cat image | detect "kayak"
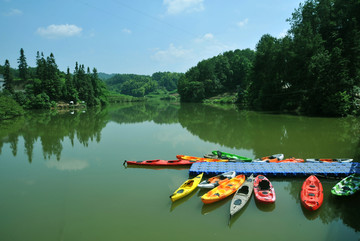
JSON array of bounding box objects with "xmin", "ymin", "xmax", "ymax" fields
[
  {"xmin": 253, "ymin": 154, "xmax": 284, "ymax": 162},
  {"xmin": 124, "ymin": 159, "xmax": 196, "ymax": 166},
  {"xmin": 210, "ymin": 150, "xmax": 252, "ymax": 162},
  {"xmin": 170, "ymin": 173, "xmax": 203, "ymax": 202},
  {"xmin": 254, "ymin": 175, "xmax": 276, "ymax": 203},
  {"xmin": 331, "ymin": 174, "xmax": 360, "ymax": 196},
  {"xmin": 230, "ymin": 174, "xmax": 254, "ymax": 217},
  {"xmin": 300, "ymin": 175, "xmax": 323, "ymax": 211},
  {"xmin": 198, "ymin": 171, "xmax": 236, "ymax": 189},
  {"xmin": 268, "ymin": 157, "xmax": 305, "ymax": 163},
  {"xmin": 306, "ymin": 158, "xmax": 353, "ymax": 163},
  {"xmin": 176, "ymin": 155, "xmax": 228, "ymax": 162},
  {"xmin": 201, "ymin": 174, "xmax": 245, "ymax": 204}
]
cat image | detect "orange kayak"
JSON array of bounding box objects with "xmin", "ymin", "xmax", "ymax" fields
[
  {"xmin": 268, "ymin": 157, "xmax": 304, "ymax": 163},
  {"xmin": 201, "ymin": 175, "xmax": 245, "ymax": 204},
  {"xmin": 176, "ymin": 155, "xmax": 228, "ymax": 162}
]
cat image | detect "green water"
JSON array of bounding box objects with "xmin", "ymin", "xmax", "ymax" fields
[{"xmin": 0, "ymin": 102, "xmax": 359, "ymax": 241}]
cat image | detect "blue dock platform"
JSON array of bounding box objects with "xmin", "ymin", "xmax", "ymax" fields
[{"xmin": 189, "ymin": 162, "xmax": 360, "ymax": 177}]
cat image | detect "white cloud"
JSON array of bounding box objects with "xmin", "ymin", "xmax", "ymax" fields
[
  {"xmin": 164, "ymin": 0, "xmax": 204, "ymax": 15},
  {"xmin": 237, "ymin": 18, "xmax": 248, "ymax": 27},
  {"xmin": 3, "ymin": 8, "xmax": 22, "ymax": 16},
  {"xmin": 122, "ymin": 28, "xmax": 132, "ymax": 34},
  {"xmin": 152, "ymin": 43, "xmax": 193, "ymax": 62},
  {"xmin": 46, "ymin": 158, "xmax": 89, "ymax": 171},
  {"xmin": 195, "ymin": 33, "xmax": 214, "ymax": 43},
  {"xmin": 36, "ymin": 24, "xmax": 82, "ymax": 39}
]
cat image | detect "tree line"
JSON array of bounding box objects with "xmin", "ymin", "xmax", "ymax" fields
[
  {"xmin": 178, "ymin": 0, "xmax": 360, "ymax": 116},
  {"xmin": 1, "ymin": 49, "xmax": 108, "ymax": 109},
  {"xmin": 105, "ymin": 72, "xmax": 183, "ymax": 97}
]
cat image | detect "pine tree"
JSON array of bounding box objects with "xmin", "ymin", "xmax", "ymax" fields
[
  {"xmin": 3, "ymin": 59, "xmax": 14, "ymax": 94},
  {"xmin": 18, "ymin": 48, "xmax": 28, "ymax": 81}
]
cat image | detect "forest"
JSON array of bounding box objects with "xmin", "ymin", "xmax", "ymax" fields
[
  {"xmin": 178, "ymin": 0, "xmax": 360, "ymax": 116},
  {"xmin": 1, "ymin": 49, "xmax": 108, "ymax": 110},
  {"xmin": 105, "ymin": 72, "xmax": 183, "ymax": 97}
]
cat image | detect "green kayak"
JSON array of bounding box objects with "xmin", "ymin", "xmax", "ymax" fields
[
  {"xmin": 211, "ymin": 150, "xmax": 252, "ymax": 162},
  {"xmin": 331, "ymin": 174, "xmax": 360, "ymax": 196}
]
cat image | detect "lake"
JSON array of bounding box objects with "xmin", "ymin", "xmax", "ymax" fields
[{"xmin": 0, "ymin": 101, "xmax": 359, "ymax": 241}]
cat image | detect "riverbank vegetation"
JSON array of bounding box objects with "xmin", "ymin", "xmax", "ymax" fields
[
  {"xmin": 104, "ymin": 72, "xmax": 183, "ymax": 99},
  {"xmin": 178, "ymin": 0, "xmax": 360, "ymax": 116}
]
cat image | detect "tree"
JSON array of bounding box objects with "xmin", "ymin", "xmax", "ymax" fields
[
  {"xmin": 3, "ymin": 59, "xmax": 14, "ymax": 94},
  {"xmin": 18, "ymin": 48, "xmax": 28, "ymax": 81}
]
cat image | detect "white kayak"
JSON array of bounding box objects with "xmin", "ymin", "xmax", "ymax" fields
[
  {"xmin": 198, "ymin": 171, "xmax": 236, "ymax": 189},
  {"xmin": 230, "ymin": 174, "xmax": 254, "ymax": 217}
]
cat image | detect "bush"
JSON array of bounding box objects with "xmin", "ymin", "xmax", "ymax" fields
[{"xmin": 0, "ymin": 95, "xmax": 25, "ymax": 120}]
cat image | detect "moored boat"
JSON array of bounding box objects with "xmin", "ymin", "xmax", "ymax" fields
[
  {"xmin": 252, "ymin": 154, "xmax": 284, "ymax": 162},
  {"xmin": 268, "ymin": 157, "xmax": 305, "ymax": 163},
  {"xmin": 201, "ymin": 174, "xmax": 246, "ymax": 204},
  {"xmin": 210, "ymin": 150, "xmax": 252, "ymax": 162},
  {"xmin": 170, "ymin": 173, "xmax": 203, "ymax": 202},
  {"xmin": 198, "ymin": 171, "xmax": 236, "ymax": 189},
  {"xmin": 306, "ymin": 158, "xmax": 353, "ymax": 163},
  {"xmin": 230, "ymin": 174, "xmax": 254, "ymax": 217},
  {"xmin": 254, "ymin": 175, "xmax": 276, "ymax": 203},
  {"xmin": 176, "ymin": 155, "xmax": 228, "ymax": 162},
  {"xmin": 124, "ymin": 159, "xmax": 196, "ymax": 166},
  {"xmin": 331, "ymin": 174, "xmax": 360, "ymax": 196},
  {"xmin": 300, "ymin": 175, "xmax": 323, "ymax": 211}
]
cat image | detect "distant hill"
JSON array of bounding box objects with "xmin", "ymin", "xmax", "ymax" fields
[{"xmin": 98, "ymin": 72, "xmax": 116, "ymax": 81}]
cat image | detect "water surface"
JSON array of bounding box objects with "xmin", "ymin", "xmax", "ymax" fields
[{"xmin": 0, "ymin": 102, "xmax": 359, "ymax": 241}]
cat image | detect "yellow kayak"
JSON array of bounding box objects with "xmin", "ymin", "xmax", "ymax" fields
[
  {"xmin": 176, "ymin": 155, "xmax": 228, "ymax": 162},
  {"xmin": 201, "ymin": 174, "xmax": 245, "ymax": 204},
  {"xmin": 170, "ymin": 173, "xmax": 204, "ymax": 202}
]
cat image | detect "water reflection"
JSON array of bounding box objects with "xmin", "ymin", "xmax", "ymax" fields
[
  {"xmin": 1, "ymin": 101, "xmax": 360, "ymax": 234},
  {"xmin": 285, "ymin": 178, "xmax": 360, "ymax": 231},
  {"xmin": 2, "ymin": 102, "xmax": 360, "ymax": 164},
  {"xmin": 109, "ymin": 101, "xmax": 179, "ymax": 125},
  {"xmin": 254, "ymin": 200, "xmax": 276, "ymax": 212},
  {"xmin": 201, "ymin": 198, "xmax": 229, "ymax": 215},
  {"xmin": 0, "ymin": 108, "xmax": 108, "ymax": 163},
  {"xmin": 170, "ymin": 188, "xmax": 198, "ymax": 212},
  {"xmin": 178, "ymin": 103, "xmax": 360, "ymax": 159}
]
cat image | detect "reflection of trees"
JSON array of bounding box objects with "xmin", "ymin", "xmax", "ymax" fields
[
  {"xmin": 0, "ymin": 108, "xmax": 109, "ymax": 163},
  {"xmin": 110, "ymin": 101, "xmax": 179, "ymax": 125},
  {"xmin": 285, "ymin": 178, "xmax": 360, "ymax": 231},
  {"xmin": 178, "ymin": 103, "xmax": 360, "ymax": 159},
  {"xmin": 0, "ymin": 102, "xmax": 179, "ymax": 163}
]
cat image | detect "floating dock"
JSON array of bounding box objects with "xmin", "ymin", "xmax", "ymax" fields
[{"xmin": 189, "ymin": 162, "xmax": 360, "ymax": 177}]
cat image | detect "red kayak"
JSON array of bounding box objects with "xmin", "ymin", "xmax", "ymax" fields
[
  {"xmin": 123, "ymin": 159, "xmax": 197, "ymax": 166},
  {"xmin": 254, "ymin": 175, "xmax": 276, "ymax": 203},
  {"xmin": 301, "ymin": 175, "xmax": 323, "ymax": 211}
]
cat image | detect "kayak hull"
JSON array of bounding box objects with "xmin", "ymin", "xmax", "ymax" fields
[
  {"xmin": 331, "ymin": 174, "xmax": 360, "ymax": 196},
  {"xmin": 177, "ymin": 155, "xmax": 228, "ymax": 162},
  {"xmin": 198, "ymin": 171, "xmax": 236, "ymax": 189},
  {"xmin": 301, "ymin": 175, "xmax": 323, "ymax": 211},
  {"xmin": 125, "ymin": 159, "xmax": 196, "ymax": 166},
  {"xmin": 254, "ymin": 175, "xmax": 276, "ymax": 203},
  {"xmin": 230, "ymin": 174, "xmax": 254, "ymax": 216},
  {"xmin": 170, "ymin": 173, "xmax": 203, "ymax": 202},
  {"xmin": 306, "ymin": 158, "xmax": 353, "ymax": 163},
  {"xmin": 201, "ymin": 175, "xmax": 245, "ymax": 204}
]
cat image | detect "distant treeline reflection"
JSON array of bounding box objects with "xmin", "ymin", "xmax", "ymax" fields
[
  {"xmin": 1, "ymin": 102, "xmax": 360, "ymax": 163},
  {"xmin": 0, "ymin": 108, "xmax": 108, "ymax": 163}
]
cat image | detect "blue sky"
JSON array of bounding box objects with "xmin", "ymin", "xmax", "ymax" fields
[{"xmin": 1, "ymin": 0, "xmax": 303, "ymax": 75}]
